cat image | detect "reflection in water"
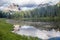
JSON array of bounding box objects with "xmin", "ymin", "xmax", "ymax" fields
[
  {"xmin": 17, "ymin": 26, "xmax": 37, "ymax": 36},
  {"xmin": 12, "ymin": 25, "xmax": 60, "ymax": 40},
  {"xmin": 48, "ymin": 37, "xmax": 60, "ymax": 40}
]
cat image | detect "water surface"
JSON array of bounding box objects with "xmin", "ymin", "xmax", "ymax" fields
[{"xmin": 12, "ymin": 25, "xmax": 60, "ymax": 40}]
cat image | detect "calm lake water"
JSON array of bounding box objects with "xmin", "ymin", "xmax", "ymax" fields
[
  {"xmin": 6, "ymin": 19, "xmax": 60, "ymax": 40},
  {"xmin": 12, "ymin": 25, "xmax": 60, "ymax": 40}
]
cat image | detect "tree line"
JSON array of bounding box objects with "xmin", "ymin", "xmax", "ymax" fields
[{"xmin": 0, "ymin": 2, "xmax": 60, "ymax": 21}]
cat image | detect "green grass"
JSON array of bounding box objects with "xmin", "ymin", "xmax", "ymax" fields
[{"xmin": 0, "ymin": 18, "xmax": 41, "ymax": 40}]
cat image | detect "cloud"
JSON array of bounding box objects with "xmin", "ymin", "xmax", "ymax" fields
[
  {"xmin": 0, "ymin": 0, "xmax": 60, "ymax": 8},
  {"xmin": 0, "ymin": 0, "xmax": 9, "ymax": 6},
  {"xmin": 0, "ymin": 0, "xmax": 59, "ymax": 5},
  {"xmin": 9, "ymin": 0, "xmax": 59, "ymax": 5},
  {"xmin": 0, "ymin": 0, "xmax": 59, "ymax": 10}
]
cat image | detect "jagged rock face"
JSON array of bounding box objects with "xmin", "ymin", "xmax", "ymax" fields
[
  {"xmin": 7, "ymin": 3, "xmax": 20, "ymax": 11},
  {"xmin": 0, "ymin": 3, "xmax": 21, "ymax": 11}
]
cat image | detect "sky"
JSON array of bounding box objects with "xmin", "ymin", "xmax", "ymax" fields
[
  {"xmin": 0, "ymin": 0, "xmax": 60, "ymax": 5},
  {"xmin": 0, "ymin": 0, "xmax": 60, "ymax": 10}
]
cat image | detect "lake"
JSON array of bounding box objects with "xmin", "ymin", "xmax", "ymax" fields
[
  {"xmin": 6, "ymin": 19, "xmax": 60, "ymax": 40},
  {"xmin": 12, "ymin": 25, "xmax": 60, "ymax": 40}
]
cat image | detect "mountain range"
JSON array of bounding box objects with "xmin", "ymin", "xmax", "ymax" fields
[{"xmin": 0, "ymin": 0, "xmax": 60, "ymax": 11}]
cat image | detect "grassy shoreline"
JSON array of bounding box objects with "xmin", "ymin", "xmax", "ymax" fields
[{"xmin": 0, "ymin": 18, "xmax": 40, "ymax": 40}]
